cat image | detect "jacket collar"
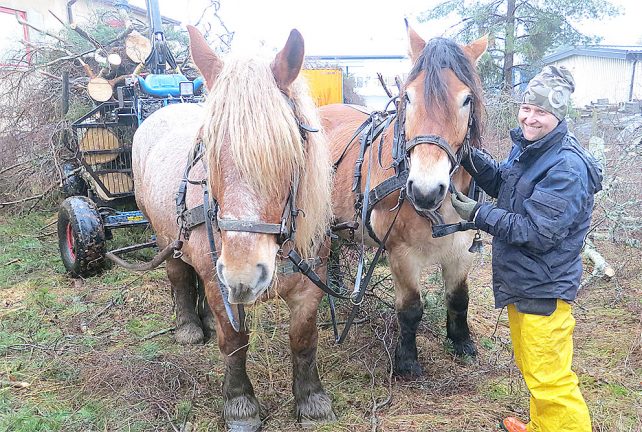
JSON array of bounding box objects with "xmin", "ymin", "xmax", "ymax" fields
[{"xmin": 510, "ymin": 120, "xmax": 568, "ymax": 159}]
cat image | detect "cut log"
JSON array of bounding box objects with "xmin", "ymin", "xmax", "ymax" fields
[
  {"xmin": 98, "ymin": 172, "xmax": 134, "ymax": 194},
  {"xmin": 87, "ymin": 77, "xmax": 113, "ymax": 102},
  {"xmin": 108, "ymin": 53, "xmax": 122, "ymax": 67},
  {"xmin": 79, "ymin": 128, "xmax": 120, "ymax": 164},
  {"xmin": 125, "ymin": 31, "xmax": 152, "ymax": 63}
]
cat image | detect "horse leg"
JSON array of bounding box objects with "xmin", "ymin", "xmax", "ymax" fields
[
  {"xmin": 389, "ymin": 251, "xmax": 424, "ymax": 377},
  {"xmin": 214, "ymin": 303, "xmax": 261, "ymax": 432},
  {"xmin": 196, "ymin": 275, "xmax": 217, "ymax": 340},
  {"xmin": 166, "ymin": 256, "xmax": 204, "ymax": 345},
  {"xmin": 285, "ymin": 278, "xmax": 335, "ymax": 424},
  {"xmin": 442, "ymin": 255, "xmax": 477, "ymax": 357}
]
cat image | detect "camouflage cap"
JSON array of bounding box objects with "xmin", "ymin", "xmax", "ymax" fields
[{"xmin": 522, "ymin": 65, "xmax": 575, "ymax": 120}]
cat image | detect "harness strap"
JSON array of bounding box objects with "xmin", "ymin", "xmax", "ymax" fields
[
  {"xmin": 431, "ymin": 220, "xmax": 475, "ymax": 238},
  {"xmin": 203, "ymin": 189, "xmax": 245, "ymax": 333},
  {"xmin": 336, "ymin": 200, "xmax": 403, "ymax": 343},
  {"xmin": 406, "ymin": 134, "xmax": 458, "ymax": 169},
  {"xmin": 367, "ymin": 170, "xmax": 408, "ymax": 211},
  {"xmin": 217, "ymin": 219, "xmax": 282, "ymax": 235},
  {"xmin": 287, "ymin": 249, "xmax": 352, "ymax": 300}
]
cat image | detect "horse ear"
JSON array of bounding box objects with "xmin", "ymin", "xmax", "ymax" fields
[
  {"xmin": 463, "ymin": 34, "xmax": 489, "ymax": 64},
  {"xmin": 405, "ymin": 19, "xmax": 426, "ymax": 63},
  {"xmin": 271, "ymin": 29, "xmax": 305, "ymax": 92},
  {"xmin": 187, "ymin": 25, "xmax": 223, "ymax": 91}
]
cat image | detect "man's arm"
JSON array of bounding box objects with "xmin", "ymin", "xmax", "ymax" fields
[
  {"xmin": 461, "ymin": 147, "xmax": 506, "ymax": 199},
  {"xmin": 473, "ymin": 168, "xmax": 587, "ymax": 253}
]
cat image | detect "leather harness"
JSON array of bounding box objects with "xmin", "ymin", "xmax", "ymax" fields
[{"xmin": 174, "ymin": 95, "xmax": 349, "ymax": 333}]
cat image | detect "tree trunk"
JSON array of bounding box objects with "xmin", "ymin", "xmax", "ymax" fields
[{"xmin": 503, "ymin": 0, "xmax": 516, "ymax": 91}]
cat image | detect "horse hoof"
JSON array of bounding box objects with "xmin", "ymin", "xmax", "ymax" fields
[
  {"xmin": 224, "ymin": 396, "xmax": 261, "ymax": 432},
  {"xmin": 393, "ymin": 360, "xmax": 423, "ymax": 377},
  {"xmin": 226, "ymin": 419, "xmax": 262, "ymax": 432},
  {"xmin": 175, "ymin": 322, "xmax": 204, "ymax": 345},
  {"xmin": 452, "ymin": 338, "xmax": 477, "ymax": 358},
  {"xmin": 296, "ymin": 391, "xmax": 336, "ymax": 427}
]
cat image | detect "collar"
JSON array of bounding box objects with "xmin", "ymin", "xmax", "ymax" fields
[{"xmin": 510, "ymin": 120, "xmax": 568, "ymax": 159}]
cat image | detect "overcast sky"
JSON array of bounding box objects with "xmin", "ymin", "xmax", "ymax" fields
[{"xmin": 141, "ymin": 0, "xmax": 642, "ymax": 55}]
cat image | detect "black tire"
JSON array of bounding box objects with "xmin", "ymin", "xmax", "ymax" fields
[
  {"xmin": 57, "ymin": 196, "xmax": 106, "ymax": 277},
  {"xmin": 61, "ymin": 162, "xmax": 87, "ymax": 198}
]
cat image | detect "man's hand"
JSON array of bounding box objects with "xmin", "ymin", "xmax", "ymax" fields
[{"xmin": 451, "ymin": 191, "xmax": 481, "ymax": 222}]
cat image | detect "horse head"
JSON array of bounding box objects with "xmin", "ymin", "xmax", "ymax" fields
[
  {"xmin": 187, "ymin": 26, "xmax": 332, "ymax": 304},
  {"xmin": 403, "ymin": 24, "xmax": 487, "ymax": 211}
]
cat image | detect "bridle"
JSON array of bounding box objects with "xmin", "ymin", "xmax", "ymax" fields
[
  {"xmin": 175, "ymin": 93, "xmax": 338, "ymax": 333},
  {"xmin": 395, "ymin": 87, "xmax": 475, "ymax": 197}
]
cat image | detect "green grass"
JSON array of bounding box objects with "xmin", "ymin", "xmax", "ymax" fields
[
  {"xmin": 1, "ymin": 211, "xmax": 640, "ymax": 431},
  {"xmin": 0, "ymin": 213, "xmax": 65, "ymax": 289}
]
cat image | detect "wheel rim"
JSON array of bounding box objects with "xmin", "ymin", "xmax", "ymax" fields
[{"xmin": 66, "ymin": 222, "xmax": 76, "ymax": 261}]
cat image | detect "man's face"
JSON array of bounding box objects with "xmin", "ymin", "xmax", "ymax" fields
[{"xmin": 518, "ymin": 104, "xmax": 559, "ymax": 141}]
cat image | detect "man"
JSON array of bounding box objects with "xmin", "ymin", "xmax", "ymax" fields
[{"xmin": 451, "ymin": 65, "xmax": 602, "ymax": 432}]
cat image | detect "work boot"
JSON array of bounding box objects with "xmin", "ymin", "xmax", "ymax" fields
[{"xmin": 501, "ymin": 417, "xmax": 527, "ymax": 432}]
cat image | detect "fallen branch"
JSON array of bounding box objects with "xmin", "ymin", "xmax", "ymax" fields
[
  {"xmin": 583, "ymin": 239, "xmax": 615, "ymax": 279},
  {"xmin": 0, "ymin": 160, "xmax": 31, "ymax": 176},
  {"xmin": 0, "ymin": 183, "xmax": 55, "ymax": 208},
  {"xmin": 0, "ymin": 379, "xmax": 31, "ymax": 389},
  {"xmin": 140, "ymin": 326, "xmax": 176, "ymax": 341}
]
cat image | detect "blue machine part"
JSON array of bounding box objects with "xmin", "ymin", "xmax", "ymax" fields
[
  {"xmin": 137, "ymin": 74, "xmax": 204, "ymax": 97},
  {"xmin": 103, "ymin": 210, "xmax": 149, "ymax": 228}
]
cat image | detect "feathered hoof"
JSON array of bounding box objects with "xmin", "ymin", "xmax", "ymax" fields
[
  {"xmin": 174, "ymin": 321, "xmax": 204, "ymax": 345},
  {"xmin": 452, "ymin": 338, "xmax": 477, "ymax": 359},
  {"xmin": 224, "ymin": 395, "xmax": 261, "ymax": 432},
  {"xmin": 393, "ymin": 358, "xmax": 423, "ymax": 377},
  {"xmin": 297, "ymin": 391, "xmax": 336, "ymax": 428}
]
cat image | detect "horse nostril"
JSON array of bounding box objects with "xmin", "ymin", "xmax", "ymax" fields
[
  {"xmin": 256, "ymin": 263, "xmax": 269, "ymax": 284},
  {"xmin": 438, "ymin": 183, "xmax": 447, "ymax": 198}
]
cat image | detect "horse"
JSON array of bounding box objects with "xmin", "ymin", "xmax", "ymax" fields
[
  {"xmin": 319, "ymin": 24, "xmax": 488, "ymax": 376},
  {"xmin": 132, "ymin": 26, "xmax": 335, "ymax": 430}
]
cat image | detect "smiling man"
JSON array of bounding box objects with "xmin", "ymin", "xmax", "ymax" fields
[{"xmin": 450, "ymin": 65, "xmax": 603, "ymax": 432}]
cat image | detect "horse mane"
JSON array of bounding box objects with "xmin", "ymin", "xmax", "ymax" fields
[
  {"xmin": 406, "ymin": 37, "xmax": 485, "ymax": 149},
  {"xmin": 203, "ymin": 56, "xmax": 332, "ymax": 258}
]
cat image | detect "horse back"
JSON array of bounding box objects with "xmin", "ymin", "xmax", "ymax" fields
[{"xmin": 132, "ymin": 103, "xmax": 205, "ymax": 244}]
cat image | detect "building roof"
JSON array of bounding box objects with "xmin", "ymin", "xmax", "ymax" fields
[{"xmin": 543, "ymin": 45, "xmax": 642, "ymax": 63}]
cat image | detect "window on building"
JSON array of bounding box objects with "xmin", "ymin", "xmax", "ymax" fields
[{"xmin": 0, "ymin": 6, "xmax": 30, "ymax": 67}]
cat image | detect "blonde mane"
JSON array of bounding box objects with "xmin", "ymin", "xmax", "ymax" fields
[{"xmin": 203, "ymin": 57, "xmax": 332, "ymax": 258}]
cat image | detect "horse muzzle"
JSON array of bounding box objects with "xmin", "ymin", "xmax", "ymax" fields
[
  {"xmin": 406, "ymin": 179, "xmax": 447, "ymax": 211},
  {"xmin": 217, "ymin": 261, "xmax": 273, "ymax": 304}
]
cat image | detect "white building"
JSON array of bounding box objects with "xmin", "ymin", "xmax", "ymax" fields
[{"xmin": 543, "ymin": 46, "xmax": 642, "ymax": 108}]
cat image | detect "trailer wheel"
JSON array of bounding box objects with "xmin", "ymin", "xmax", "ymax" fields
[{"xmin": 57, "ymin": 196, "xmax": 106, "ymax": 277}]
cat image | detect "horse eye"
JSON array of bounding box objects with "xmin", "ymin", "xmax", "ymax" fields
[{"xmin": 463, "ymin": 95, "xmax": 472, "ymax": 107}]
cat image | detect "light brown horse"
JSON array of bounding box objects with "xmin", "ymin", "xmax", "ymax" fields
[
  {"xmin": 320, "ymin": 25, "xmax": 488, "ymax": 376},
  {"xmin": 132, "ymin": 26, "xmax": 334, "ymax": 430}
]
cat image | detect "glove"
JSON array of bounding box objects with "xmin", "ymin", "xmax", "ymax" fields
[{"xmin": 450, "ymin": 191, "xmax": 481, "ymax": 222}]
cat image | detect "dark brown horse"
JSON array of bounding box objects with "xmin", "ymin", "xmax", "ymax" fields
[
  {"xmin": 132, "ymin": 26, "xmax": 334, "ymax": 430},
  {"xmin": 320, "ymin": 25, "xmax": 487, "ymax": 376}
]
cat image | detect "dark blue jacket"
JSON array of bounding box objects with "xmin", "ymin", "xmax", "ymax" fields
[{"xmin": 464, "ymin": 120, "xmax": 603, "ymax": 308}]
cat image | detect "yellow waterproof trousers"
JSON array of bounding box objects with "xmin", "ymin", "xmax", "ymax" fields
[{"xmin": 507, "ymin": 300, "xmax": 591, "ymax": 432}]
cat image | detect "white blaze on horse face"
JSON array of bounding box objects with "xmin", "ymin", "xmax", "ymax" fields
[
  {"xmin": 404, "ymin": 86, "xmax": 452, "ymax": 211},
  {"xmin": 216, "ymin": 186, "xmax": 281, "ymax": 304}
]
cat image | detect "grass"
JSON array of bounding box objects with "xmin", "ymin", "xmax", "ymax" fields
[{"xmin": 0, "ymin": 211, "xmax": 641, "ymax": 431}]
